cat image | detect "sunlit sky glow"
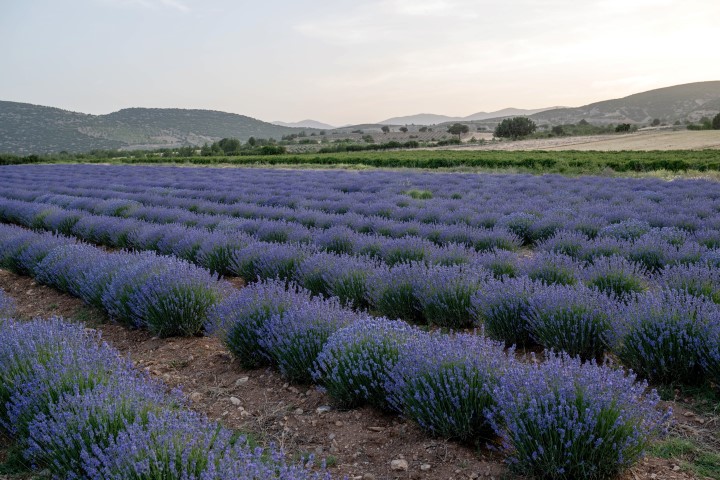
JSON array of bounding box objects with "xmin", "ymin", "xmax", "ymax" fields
[{"xmin": 1, "ymin": 0, "xmax": 718, "ymax": 125}]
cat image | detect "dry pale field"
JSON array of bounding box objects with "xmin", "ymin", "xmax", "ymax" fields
[{"xmin": 449, "ymin": 130, "xmax": 720, "ymax": 151}]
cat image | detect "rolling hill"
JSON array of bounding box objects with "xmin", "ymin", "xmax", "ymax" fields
[
  {"xmin": 272, "ymin": 119, "xmax": 336, "ymax": 130},
  {"xmin": 379, "ymin": 107, "xmax": 561, "ymax": 126},
  {"xmin": 530, "ymin": 81, "xmax": 720, "ymax": 125},
  {"xmin": 2, "ymin": 81, "xmax": 719, "ymax": 155},
  {"xmin": 0, "ymin": 102, "xmax": 319, "ymax": 155}
]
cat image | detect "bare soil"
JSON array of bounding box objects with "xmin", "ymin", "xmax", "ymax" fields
[{"xmin": 0, "ymin": 269, "xmax": 714, "ymax": 480}]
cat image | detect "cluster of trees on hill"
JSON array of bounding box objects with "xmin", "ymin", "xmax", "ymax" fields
[
  {"xmin": 687, "ymin": 113, "xmax": 720, "ymax": 131},
  {"xmin": 199, "ymin": 137, "xmax": 286, "ymax": 156}
]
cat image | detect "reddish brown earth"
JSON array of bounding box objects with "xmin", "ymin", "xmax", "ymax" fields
[{"xmin": 0, "ymin": 269, "xmax": 714, "ymax": 480}]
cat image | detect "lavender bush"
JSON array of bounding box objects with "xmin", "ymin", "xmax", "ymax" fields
[
  {"xmin": 127, "ymin": 260, "xmax": 228, "ymax": 337},
  {"xmin": 581, "ymin": 255, "xmax": 648, "ymax": 298},
  {"xmin": 656, "ymin": 262, "xmax": 720, "ymax": 303},
  {"xmin": 258, "ymin": 298, "xmax": 359, "ymax": 383},
  {"xmin": 387, "ymin": 332, "xmax": 511, "ymax": 442},
  {"xmin": 473, "ymin": 249, "xmax": 520, "ymax": 279},
  {"xmin": 24, "ymin": 375, "xmax": 169, "ymax": 477},
  {"xmin": 313, "ymin": 317, "xmax": 420, "ymax": 409},
  {"xmin": 101, "ymin": 252, "xmax": 176, "ymax": 327},
  {"xmin": 469, "ymin": 277, "xmax": 541, "ymax": 347},
  {"xmin": 415, "ymin": 263, "xmax": 489, "ymax": 328},
  {"xmin": 0, "ymin": 288, "xmax": 15, "ymax": 318},
  {"xmin": 0, "ymin": 319, "xmax": 125, "ymax": 438},
  {"xmin": 366, "ymin": 262, "xmax": 425, "ymax": 322},
  {"xmin": 524, "ymin": 284, "xmax": 615, "ymax": 360},
  {"xmin": 700, "ymin": 320, "xmax": 720, "ymax": 387},
  {"xmin": 522, "ymin": 252, "xmax": 581, "ymax": 286},
  {"xmin": 206, "ymin": 279, "xmax": 311, "ymax": 367},
  {"xmin": 489, "ymin": 353, "xmax": 669, "ymax": 480},
  {"xmin": 612, "ymin": 290, "xmax": 714, "ymax": 384},
  {"xmin": 0, "ymin": 317, "xmax": 327, "ymax": 480}
]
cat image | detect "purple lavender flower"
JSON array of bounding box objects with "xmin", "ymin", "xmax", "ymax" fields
[
  {"xmin": 229, "ymin": 242, "xmax": 308, "ymax": 282},
  {"xmin": 612, "ymin": 290, "xmax": 713, "ymax": 384},
  {"xmin": 313, "ymin": 317, "xmax": 421, "ymax": 409},
  {"xmin": 599, "ymin": 219, "xmax": 651, "ymax": 241},
  {"xmin": 0, "ymin": 288, "xmax": 15, "ymax": 318},
  {"xmin": 472, "ymin": 249, "xmax": 520, "ymax": 279},
  {"xmin": 488, "ymin": 353, "xmax": 669, "ymax": 480},
  {"xmin": 379, "ymin": 235, "xmax": 434, "ymax": 266},
  {"xmin": 497, "ymin": 212, "xmax": 538, "ymax": 246},
  {"xmin": 387, "ymin": 331, "xmax": 511, "ymax": 442},
  {"xmin": 414, "ymin": 263, "xmax": 489, "ymax": 328},
  {"xmin": 206, "ymin": 279, "xmax": 312, "ymax": 367},
  {"xmin": 24, "ymin": 374, "xmax": 169, "ymax": 477},
  {"xmin": 581, "ymin": 255, "xmax": 649, "ymax": 298},
  {"xmin": 469, "ymin": 277, "xmax": 542, "ymax": 347},
  {"xmin": 366, "ymin": 262, "xmax": 425, "ymax": 322},
  {"xmin": 101, "ymin": 251, "xmax": 176, "ymax": 327},
  {"xmin": 524, "ymin": 283, "xmax": 616, "ymax": 360},
  {"xmin": 127, "ymin": 260, "xmax": 229, "ymax": 337},
  {"xmin": 656, "ymin": 262, "xmax": 720, "ymax": 303},
  {"xmin": 521, "ymin": 251, "xmax": 582, "ymax": 286},
  {"xmin": 0, "ymin": 318, "xmax": 127, "ymax": 438},
  {"xmin": 536, "ymin": 231, "xmax": 590, "ymax": 259},
  {"xmin": 195, "ymin": 231, "xmax": 251, "ymax": 275},
  {"xmin": 700, "ymin": 319, "xmax": 720, "ymax": 387},
  {"xmin": 258, "ymin": 297, "xmax": 359, "ymax": 383}
]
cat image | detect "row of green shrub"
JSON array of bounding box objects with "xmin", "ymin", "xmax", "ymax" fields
[{"xmin": 4, "ymin": 150, "xmax": 720, "ymax": 174}]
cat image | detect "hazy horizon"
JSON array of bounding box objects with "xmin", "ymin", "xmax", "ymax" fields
[{"xmin": 2, "ymin": 0, "xmax": 719, "ymax": 126}]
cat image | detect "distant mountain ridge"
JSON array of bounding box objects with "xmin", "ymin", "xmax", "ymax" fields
[
  {"xmin": 529, "ymin": 81, "xmax": 720, "ymax": 125},
  {"xmin": 272, "ymin": 119, "xmax": 336, "ymax": 130},
  {"xmin": 1, "ymin": 81, "xmax": 719, "ymax": 155},
  {"xmin": 379, "ymin": 107, "xmax": 564, "ymax": 125},
  {"xmin": 0, "ymin": 102, "xmax": 319, "ymax": 155}
]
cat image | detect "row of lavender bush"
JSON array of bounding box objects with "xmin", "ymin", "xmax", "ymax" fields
[
  {"xmin": 0, "ymin": 222, "xmax": 710, "ymax": 479},
  {"xmin": 208, "ymin": 279, "xmax": 671, "ymax": 480},
  {"xmin": 2, "ymin": 221, "xmax": 719, "ymax": 389},
  {"xmin": 3, "ymin": 178, "xmax": 720, "ymax": 268},
  {"xmin": 0, "ymin": 313, "xmax": 328, "ymax": 479},
  {"xmin": 4, "ymin": 166, "xmax": 720, "ymax": 239},
  {"xmin": 0, "ymin": 223, "xmax": 228, "ymax": 337},
  {"xmin": 2, "ymin": 195, "xmax": 720, "ymax": 315}
]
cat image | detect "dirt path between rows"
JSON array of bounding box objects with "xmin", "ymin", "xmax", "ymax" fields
[{"xmin": 0, "ymin": 269, "xmax": 709, "ymax": 480}]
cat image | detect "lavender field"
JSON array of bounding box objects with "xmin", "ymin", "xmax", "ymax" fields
[{"xmin": 1, "ymin": 164, "xmax": 719, "ymax": 479}]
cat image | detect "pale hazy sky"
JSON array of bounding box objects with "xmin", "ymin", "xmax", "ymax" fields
[{"xmin": 1, "ymin": 0, "xmax": 718, "ymax": 125}]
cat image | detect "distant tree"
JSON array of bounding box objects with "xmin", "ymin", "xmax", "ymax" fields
[
  {"xmin": 200, "ymin": 143, "xmax": 212, "ymax": 156},
  {"xmin": 673, "ymin": 120, "xmax": 682, "ymax": 126},
  {"xmin": 447, "ymin": 123, "xmax": 470, "ymax": 140},
  {"xmin": 399, "ymin": 126, "xmax": 408, "ymax": 133},
  {"xmin": 578, "ymin": 119, "xmax": 589, "ymax": 126},
  {"xmin": 381, "ymin": 126, "xmax": 390, "ymax": 134},
  {"xmin": 419, "ymin": 126, "xmax": 429, "ymax": 132},
  {"xmin": 615, "ymin": 123, "xmax": 632, "ymax": 133},
  {"xmin": 247, "ymin": 137, "xmax": 257, "ymax": 147},
  {"xmin": 651, "ymin": 118, "xmax": 661, "ymax": 127},
  {"xmin": 713, "ymin": 113, "xmax": 720, "ymax": 130},
  {"xmin": 551, "ymin": 125, "xmax": 565, "ymax": 136},
  {"xmin": 218, "ymin": 137, "xmax": 241, "ymax": 155},
  {"xmin": 362, "ymin": 134, "xmax": 375, "ymax": 143},
  {"xmin": 494, "ymin": 117, "xmax": 537, "ymax": 139}
]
